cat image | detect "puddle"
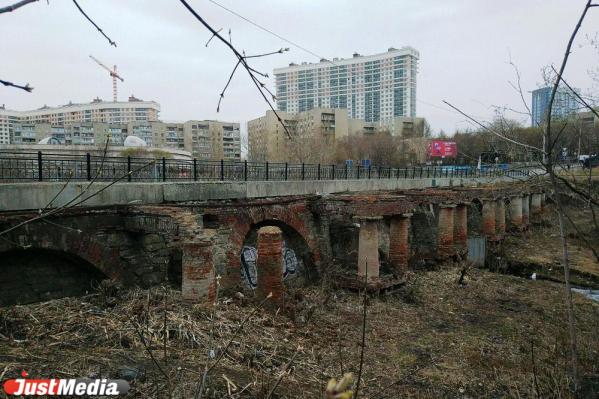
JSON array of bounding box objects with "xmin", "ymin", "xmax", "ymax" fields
[{"xmin": 572, "ymin": 288, "xmax": 599, "ymax": 303}]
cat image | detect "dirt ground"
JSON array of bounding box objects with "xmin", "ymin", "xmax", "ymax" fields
[
  {"xmin": 501, "ymin": 203, "xmax": 599, "ymax": 285},
  {"xmin": 1, "ymin": 263, "xmax": 598, "ymax": 398}
]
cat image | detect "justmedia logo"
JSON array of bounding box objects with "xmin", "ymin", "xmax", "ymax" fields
[{"xmin": 3, "ymin": 371, "xmax": 130, "ymax": 396}]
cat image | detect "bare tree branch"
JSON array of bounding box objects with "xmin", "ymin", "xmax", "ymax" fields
[
  {"xmin": 204, "ymin": 27, "xmax": 222, "ymax": 47},
  {"xmin": 72, "ymin": 0, "xmax": 116, "ymax": 47},
  {"xmin": 0, "ymin": 79, "xmax": 33, "ymax": 92},
  {"xmin": 443, "ymin": 100, "xmax": 543, "ymax": 152},
  {"xmin": 0, "ymin": 0, "xmax": 38, "ymax": 14},
  {"xmin": 551, "ymin": 65, "xmax": 599, "ymax": 121},
  {"xmin": 507, "ymin": 53, "xmax": 533, "ymax": 117},
  {"xmin": 217, "ymin": 60, "xmax": 241, "ymax": 112},
  {"xmin": 178, "ymin": 0, "xmax": 291, "ymax": 137}
]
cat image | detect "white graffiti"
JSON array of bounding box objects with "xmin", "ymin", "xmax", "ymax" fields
[{"xmin": 240, "ymin": 242, "xmax": 301, "ymax": 289}]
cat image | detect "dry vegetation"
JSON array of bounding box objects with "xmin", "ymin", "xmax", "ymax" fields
[{"xmin": 1, "ymin": 264, "xmax": 598, "ymax": 398}]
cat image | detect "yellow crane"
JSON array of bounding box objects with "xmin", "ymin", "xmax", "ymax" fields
[{"xmin": 89, "ymin": 55, "xmax": 124, "ymax": 102}]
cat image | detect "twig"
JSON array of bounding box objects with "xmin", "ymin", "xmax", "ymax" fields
[
  {"xmin": 443, "ymin": 100, "xmax": 543, "ymax": 153},
  {"xmin": 0, "ymin": 79, "xmax": 33, "ymax": 92},
  {"xmin": 72, "ymin": 0, "xmax": 117, "ymax": 47},
  {"xmin": 205, "ymin": 28, "xmax": 222, "ymax": 47},
  {"xmin": 531, "ymin": 339, "xmax": 541, "ymax": 398},
  {"xmin": 217, "ymin": 60, "xmax": 241, "ymax": 112},
  {"xmin": 196, "ymin": 292, "xmax": 272, "ymax": 399},
  {"xmin": 0, "ymin": 0, "xmax": 38, "ymax": 14},
  {"xmin": 354, "ymin": 260, "xmax": 368, "ymax": 399},
  {"xmin": 130, "ymin": 317, "xmax": 170, "ymax": 383},
  {"xmin": 178, "ymin": 0, "xmax": 291, "ymax": 137},
  {"xmin": 551, "ymin": 65, "xmax": 599, "ymax": 121},
  {"xmin": 0, "ymin": 159, "xmax": 154, "ymax": 237},
  {"xmin": 265, "ymin": 345, "xmax": 302, "ymax": 399}
]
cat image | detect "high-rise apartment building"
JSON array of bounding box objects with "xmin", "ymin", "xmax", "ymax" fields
[
  {"xmin": 1, "ymin": 98, "xmax": 240, "ymax": 160},
  {"xmin": 274, "ymin": 47, "xmax": 419, "ymax": 127},
  {"xmin": 0, "ymin": 96, "xmax": 160, "ymax": 145},
  {"xmin": 7, "ymin": 120, "xmax": 240, "ymax": 160},
  {"xmin": 531, "ymin": 86, "xmax": 580, "ymax": 127}
]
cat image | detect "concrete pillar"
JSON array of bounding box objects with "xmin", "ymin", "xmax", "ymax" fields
[
  {"xmin": 182, "ymin": 241, "xmax": 216, "ymax": 302},
  {"xmin": 495, "ymin": 199, "xmax": 506, "ymax": 238},
  {"xmin": 437, "ymin": 204, "xmax": 456, "ymax": 258},
  {"xmin": 389, "ymin": 213, "xmax": 412, "ymax": 275},
  {"xmin": 531, "ymin": 193, "xmax": 542, "ymax": 219},
  {"xmin": 256, "ymin": 226, "xmax": 284, "ymax": 304},
  {"xmin": 354, "ymin": 216, "xmax": 382, "ymax": 280},
  {"xmin": 454, "ymin": 204, "xmax": 468, "ymax": 256},
  {"xmin": 522, "ymin": 194, "xmax": 530, "ymax": 227},
  {"xmin": 509, "ymin": 195, "xmax": 523, "ymax": 230},
  {"xmin": 482, "ymin": 199, "xmax": 496, "ymax": 239}
]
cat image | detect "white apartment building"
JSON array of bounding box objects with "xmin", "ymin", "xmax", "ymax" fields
[
  {"xmin": 0, "ymin": 96, "xmax": 160, "ymax": 144},
  {"xmin": 274, "ymin": 47, "xmax": 419, "ymax": 127}
]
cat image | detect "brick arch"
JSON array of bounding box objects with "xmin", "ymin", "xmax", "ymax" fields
[
  {"xmin": 221, "ymin": 202, "xmax": 322, "ymax": 290},
  {"xmin": 0, "ymin": 224, "xmax": 122, "ymax": 281}
]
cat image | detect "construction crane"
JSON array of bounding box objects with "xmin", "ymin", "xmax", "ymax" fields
[{"xmin": 89, "ymin": 55, "xmax": 124, "ymax": 102}]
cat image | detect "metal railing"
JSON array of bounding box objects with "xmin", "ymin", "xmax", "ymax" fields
[{"xmin": 0, "ymin": 151, "xmax": 531, "ymax": 183}]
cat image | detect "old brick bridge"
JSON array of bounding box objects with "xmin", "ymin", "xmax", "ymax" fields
[{"xmin": 0, "ymin": 177, "xmax": 546, "ymax": 306}]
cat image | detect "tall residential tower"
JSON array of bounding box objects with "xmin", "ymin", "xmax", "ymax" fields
[
  {"xmin": 274, "ymin": 47, "xmax": 419, "ymax": 128},
  {"xmin": 531, "ymin": 86, "xmax": 580, "ymax": 127}
]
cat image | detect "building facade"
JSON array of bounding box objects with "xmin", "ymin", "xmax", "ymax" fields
[
  {"xmin": 274, "ymin": 47, "xmax": 419, "ymax": 127},
  {"xmin": 0, "ymin": 96, "xmax": 160, "ymax": 145},
  {"xmin": 1, "ymin": 98, "xmax": 240, "ymax": 161},
  {"xmin": 531, "ymin": 86, "xmax": 580, "ymax": 127},
  {"xmin": 248, "ymin": 108, "xmax": 424, "ymax": 162},
  {"xmin": 7, "ymin": 120, "xmax": 240, "ymax": 161}
]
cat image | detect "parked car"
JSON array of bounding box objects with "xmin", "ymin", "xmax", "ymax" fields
[{"xmin": 582, "ymin": 156, "xmax": 599, "ymax": 169}]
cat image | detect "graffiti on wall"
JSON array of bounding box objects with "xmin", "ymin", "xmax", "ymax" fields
[{"xmin": 240, "ymin": 241, "xmax": 301, "ymax": 289}]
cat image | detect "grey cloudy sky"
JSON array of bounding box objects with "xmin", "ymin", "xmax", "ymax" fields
[{"xmin": 1, "ymin": 0, "xmax": 598, "ymax": 134}]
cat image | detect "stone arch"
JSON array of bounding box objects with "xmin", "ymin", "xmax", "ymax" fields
[
  {"xmin": 240, "ymin": 219, "xmax": 317, "ymax": 289},
  {"xmin": 221, "ymin": 203, "xmax": 322, "ymax": 290},
  {"xmin": 0, "ymin": 248, "xmax": 107, "ymax": 306},
  {"xmin": 0, "ymin": 222, "xmax": 123, "ymax": 281}
]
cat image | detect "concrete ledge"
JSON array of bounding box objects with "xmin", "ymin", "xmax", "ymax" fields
[{"xmin": 0, "ymin": 176, "xmax": 517, "ymax": 212}]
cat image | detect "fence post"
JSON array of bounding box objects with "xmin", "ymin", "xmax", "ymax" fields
[
  {"xmin": 193, "ymin": 158, "xmax": 198, "ymax": 181},
  {"xmin": 427, "ymin": 167, "xmax": 430, "ymax": 178},
  {"xmin": 244, "ymin": 160, "xmax": 248, "ymax": 181},
  {"xmin": 317, "ymin": 163, "xmax": 321, "ymax": 180},
  {"xmin": 412, "ymin": 167, "xmax": 415, "ymax": 178},
  {"xmin": 162, "ymin": 157, "xmax": 167, "ymax": 182},
  {"xmin": 301, "ymin": 162, "xmax": 305, "ymax": 180},
  {"xmin": 368, "ymin": 165, "xmax": 371, "ymax": 179},
  {"xmin": 419, "ymin": 167, "xmax": 423, "ymax": 178},
  {"xmin": 86, "ymin": 152, "xmax": 91, "ymax": 181},
  {"xmin": 220, "ymin": 159, "xmax": 224, "ymax": 181},
  {"xmin": 388, "ymin": 167, "xmax": 391, "ymax": 179},
  {"xmin": 357, "ymin": 165, "xmax": 361, "ymax": 179},
  {"xmin": 127, "ymin": 156, "xmax": 132, "ymax": 182},
  {"xmin": 345, "ymin": 163, "xmax": 348, "ymax": 179},
  {"xmin": 265, "ymin": 161, "xmax": 269, "ymax": 180},
  {"xmin": 332, "ymin": 164, "xmax": 335, "ymax": 180},
  {"xmin": 37, "ymin": 151, "xmax": 43, "ymax": 181},
  {"xmin": 378, "ymin": 166, "xmax": 382, "ymax": 179},
  {"xmin": 285, "ymin": 162, "xmax": 288, "ymax": 181}
]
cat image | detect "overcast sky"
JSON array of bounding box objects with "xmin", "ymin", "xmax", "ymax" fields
[{"xmin": 1, "ymin": 0, "xmax": 598, "ymax": 135}]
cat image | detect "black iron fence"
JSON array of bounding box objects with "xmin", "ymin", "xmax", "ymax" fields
[{"xmin": 0, "ymin": 151, "xmax": 531, "ymax": 183}]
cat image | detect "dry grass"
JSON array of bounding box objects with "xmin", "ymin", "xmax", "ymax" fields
[
  {"xmin": 502, "ymin": 205, "xmax": 599, "ymax": 282},
  {"xmin": 1, "ymin": 266, "xmax": 598, "ymax": 398}
]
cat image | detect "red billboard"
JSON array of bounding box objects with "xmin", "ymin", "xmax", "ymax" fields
[{"xmin": 428, "ymin": 140, "xmax": 457, "ymax": 158}]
